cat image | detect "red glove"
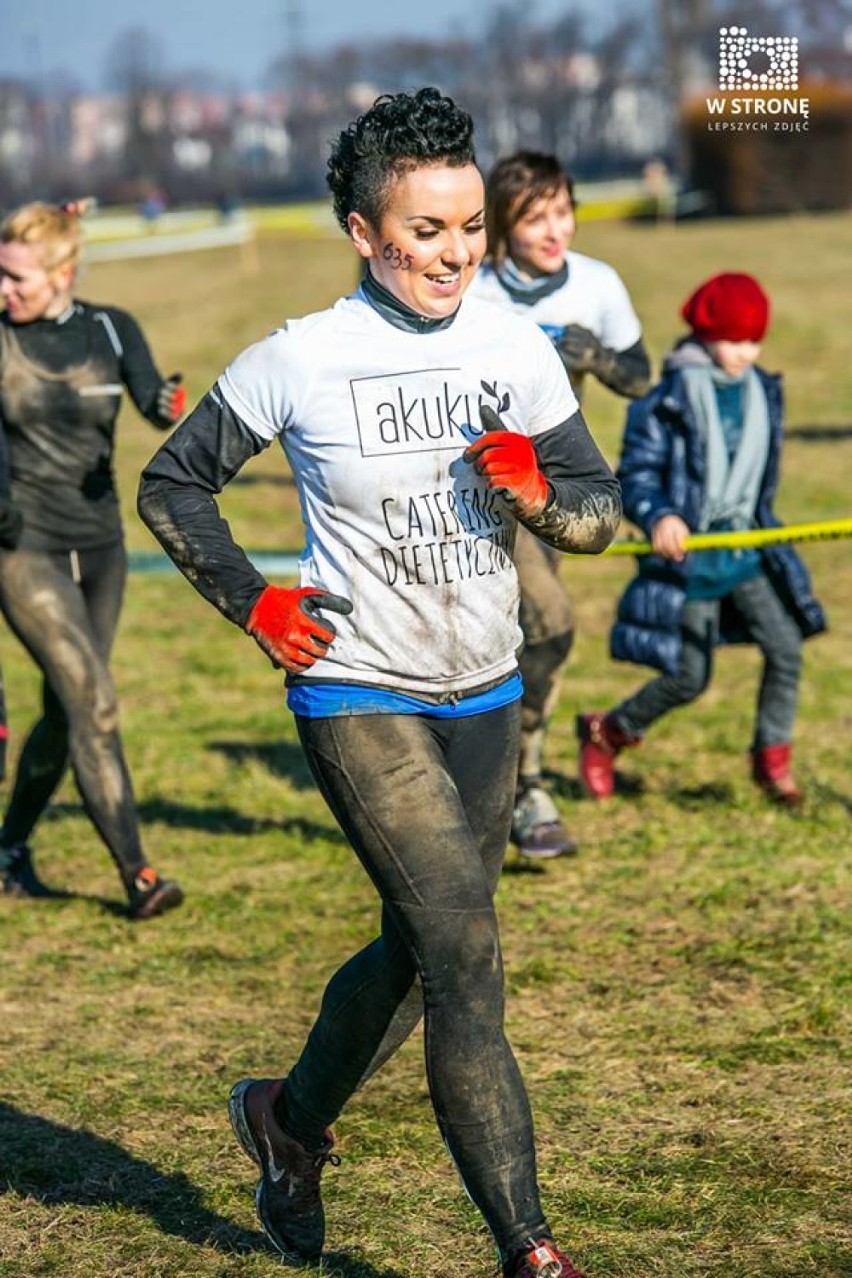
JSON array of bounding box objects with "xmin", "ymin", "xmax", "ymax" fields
[
  {"xmin": 246, "ymin": 586, "xmax": 353, "ymax": 673},
  {"xmin": 157, "ymin": 372, "xmax": 187, "ymax": 424},
  {"xmin": 463, "ymin": 405, "xmax": 548, "ymax": 518}
]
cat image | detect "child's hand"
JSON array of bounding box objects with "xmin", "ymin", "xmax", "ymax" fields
[{"xmin": 651, "ymin": 514, "xmax": 689, "ymax": 561}]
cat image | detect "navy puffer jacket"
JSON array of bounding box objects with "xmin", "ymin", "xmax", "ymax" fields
[{"xmin": 610, "ymin": 364, "xmax": 826, "ymax": 675}]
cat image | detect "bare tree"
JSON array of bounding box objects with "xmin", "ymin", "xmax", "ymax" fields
[{"xmin": 104, "ymin": 27, "xmax": 173, "ymax": 194}]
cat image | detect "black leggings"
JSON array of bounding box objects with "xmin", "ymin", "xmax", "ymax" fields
[
  {"xmin": 0, "ymin": 543, "xmax": 147, "ymax": 887},
  {"xmin": 284, "ymin": 704, "xmax": 550, "ymax": 1259}
]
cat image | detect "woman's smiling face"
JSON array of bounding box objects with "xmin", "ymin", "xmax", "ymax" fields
[
  {"xmin": 349, "ymin": 162, "xmax": 487, "ymax": 319},
  {"xmin": 506, "ymin": 184, "xmax": 575, "ymax": 278}
]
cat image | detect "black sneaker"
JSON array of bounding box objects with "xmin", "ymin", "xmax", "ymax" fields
[
  {"xmin": 0, "ymin": 843, "xmax": 55, "ymax": 897},
  {"xmin": 126, "ymin": 867, "xmax": 184, "ymax": 920},
  {"xmin": 228, "ymin": 1077, "xmax": 340, "ymax": 1263}
]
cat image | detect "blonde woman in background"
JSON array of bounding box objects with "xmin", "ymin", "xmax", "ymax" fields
[{"xmin": 0, "ymin": 200, "xmax": 185, "ymax": 917}]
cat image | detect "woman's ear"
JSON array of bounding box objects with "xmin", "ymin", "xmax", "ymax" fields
[
  {"xmin": 348, "ymin": 211, "xmax": 375, "ymax": 261},
  {"xmin": 52, "ymin": 261, "xmax": 76, "ymax": 294}
]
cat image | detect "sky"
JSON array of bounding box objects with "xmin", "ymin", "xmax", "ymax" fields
[{"xmin": 0, "ymin": 0, "xmax": 607, "ymax": 93}]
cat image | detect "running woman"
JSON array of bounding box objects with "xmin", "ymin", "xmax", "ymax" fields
[
  {"xmin": 139, "ymin": 89, "xmax": 620, "ymax": 1277},
  {"xmin": 0, "ymin": 200, "xmax": 184, "ymax": 918},
  {"xmin": 468, "ymin": 152, "xmax": 651, "ymax": 859}
]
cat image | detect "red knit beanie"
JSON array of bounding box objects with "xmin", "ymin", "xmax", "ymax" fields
[{"xmin": 681, "ymin": 272, "xmax": 770, "ymax": 343}]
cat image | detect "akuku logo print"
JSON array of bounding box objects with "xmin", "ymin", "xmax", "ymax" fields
[{"xmin": 350, "ymin": 368, "xmax": 513, "ymax": 457}]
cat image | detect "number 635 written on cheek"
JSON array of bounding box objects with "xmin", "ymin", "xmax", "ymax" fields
[{"xmin": 382, "ymin": 243, "xmax": 413, "ymax": 270}]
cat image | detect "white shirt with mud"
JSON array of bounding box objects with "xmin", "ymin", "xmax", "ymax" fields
[
  {"xmin": 469, "ymin": 250, "xmax": 642, "ymax": 353},
  {"xmin": 218, "ymin": 293, "xmax": 577, "ymax": 696}
]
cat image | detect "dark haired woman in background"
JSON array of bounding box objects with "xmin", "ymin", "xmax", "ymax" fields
[
  {"xmin": 469, "ymin": 152, "xmax": 650, "ymax": 860},
  {"xmin": 139, "ymin": 89, "xmax": 620, "ymax": 1277}
]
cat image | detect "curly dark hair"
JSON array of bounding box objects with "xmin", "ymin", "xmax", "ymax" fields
[
  {"xmin": 485, "ymin": 152, "xmax": 576, "ymax": 264},
  {"xmin": 327, "ymin": 87, "xmax": 476, "ymax": 233}
]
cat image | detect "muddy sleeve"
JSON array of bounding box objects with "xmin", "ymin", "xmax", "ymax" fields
[
  {"xmin": 107, "ymin": 307, "xmax": 175, "ymax": 428},
  {"xmin": 522, "ymin": 410, "xmax": 622, "ymax": 554},
  {"xmin": 594, "ymin": 337, "xmax": 652, "ymax": 399},
  {"xmin": 137, "ymin": 388, "xmax": 272, "ymax": 626}
]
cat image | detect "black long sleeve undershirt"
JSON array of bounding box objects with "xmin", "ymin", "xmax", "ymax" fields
[
  {"xmin": 593, "ymin": 337, "xmax": 652, "ymax": 398},
  {"xmin": 138, "ymin": 389, "xmax": 270, "ymax": 627},
  {"xmin": 558, "ymin": 336, "xmax": 652, "ymax": 400},
  {"xmin": 523, "ymin": 410, "xmax": 621, "ymax": 553}
]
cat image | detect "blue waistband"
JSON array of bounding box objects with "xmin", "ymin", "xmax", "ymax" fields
[{"xmin": 287, "ymin": 671, "xmax": 523, "ymax": 719}]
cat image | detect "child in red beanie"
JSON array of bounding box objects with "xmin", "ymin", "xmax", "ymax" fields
[{"xmin": 577, "ymin": 272, "xmax": 826, "ymax": 804}]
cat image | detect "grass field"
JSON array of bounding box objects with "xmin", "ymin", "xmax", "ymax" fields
[{"xmin": 1, "ymin": 215, "xmax": 850, "ymax": 1278}]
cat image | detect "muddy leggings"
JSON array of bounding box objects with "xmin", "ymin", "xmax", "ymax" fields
[
  {"xmin": 283, "ymin": 704, "xmax": 551, "ymax": 1259},
  {"xmin": 0, "ymin": 542, "xmax": 147, "ymax": 887}
]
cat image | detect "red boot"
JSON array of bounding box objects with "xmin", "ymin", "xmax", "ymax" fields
[
  {"xmin": 751, "ymin": 742, "xmax": 802, "ymax": 808},
  {"xmin": 576, "ymin": 712, "xmax": 639, "ymax": 799}
]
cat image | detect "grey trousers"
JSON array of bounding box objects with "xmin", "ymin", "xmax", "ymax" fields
[{"xmin": 614, "ymin": 573, "xmax": 802, "ymax": 749}]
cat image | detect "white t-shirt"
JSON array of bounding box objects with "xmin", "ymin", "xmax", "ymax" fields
[
  {"xmin": 468, "ymin": 250, "xmax": 643, "ymax": 353},
  {"xmin": 219, "ymin": 292, "xmax": 577, "ymax": 696}
]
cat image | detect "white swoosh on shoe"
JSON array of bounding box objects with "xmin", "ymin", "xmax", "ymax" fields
[{"xmin": 262, "ymin": 1115, "xmax": 291, "ymax": 1187}]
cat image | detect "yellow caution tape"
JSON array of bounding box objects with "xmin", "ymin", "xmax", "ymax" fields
[
  {"xmin": 601, "ymin": 517, "xmax": 852, "ymax": 557},
  {"xmin": 129, "ymin": 518, "xmax": 852, "ymax": 575}
]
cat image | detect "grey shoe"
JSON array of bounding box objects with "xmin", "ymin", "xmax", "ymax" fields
[
  {"xmin": 228, "ymin": 1077, "xmax": 339, "ymax": 1263},
  {"xmin": 511, "ymin": 787, "xmax": 578, "ymax": 859}
]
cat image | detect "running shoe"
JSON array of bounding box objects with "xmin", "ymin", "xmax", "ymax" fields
[
  {"xmin": 228, "ymin": 1076, "xmax": 339, "ymax": 1263},
  {"xmin": 0, "ymin": 842, "xmax": 54, "ymax": 897},
  {"xmin": 126, "ymin": 867, "xmax": 184, "ymax": 919},
  {"xmin": 511, "ymin": 785, "xmax": 578, "ymax": 859},
  {"xmin": 504, "ymin": 1237, "xmax": 587, "ymax": 1277}
]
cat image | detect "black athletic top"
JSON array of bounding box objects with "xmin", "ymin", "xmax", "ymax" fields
[
  {"xmin": 0, "ymin": 420, "xmax": 19, "ymax": 548},
  {"xmin": 0, "ymin": 301, "xmax": 173, "ymax": 552}
]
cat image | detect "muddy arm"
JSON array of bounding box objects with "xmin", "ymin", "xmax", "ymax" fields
[{"xmin": 521, "ymin": 411, "xmax": 622, "ymax": 554}]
